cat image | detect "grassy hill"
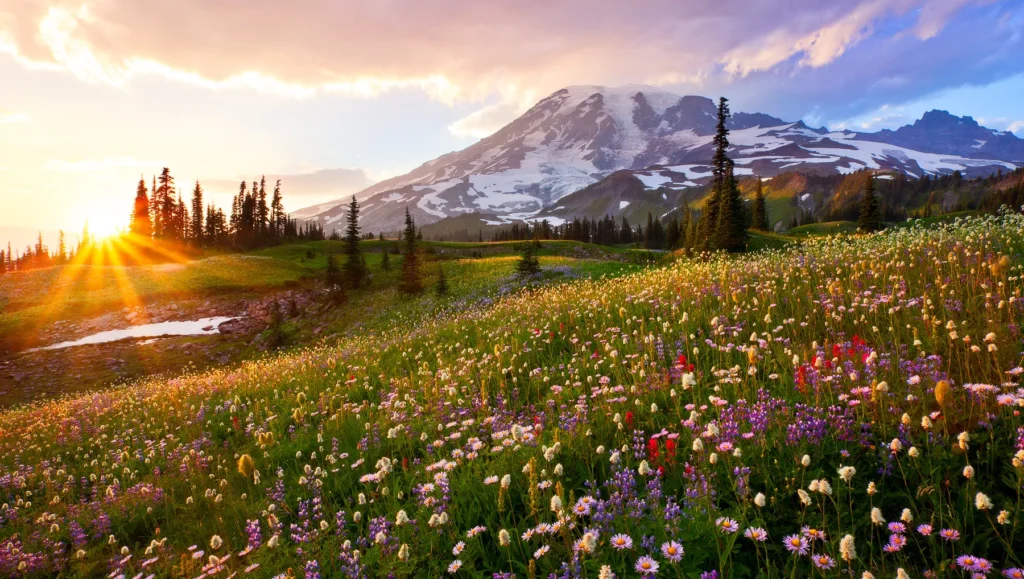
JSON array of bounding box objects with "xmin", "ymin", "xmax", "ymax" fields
[{"xmin": 1, "ymin": 214, "xmax": 1023, "ymax": 577}]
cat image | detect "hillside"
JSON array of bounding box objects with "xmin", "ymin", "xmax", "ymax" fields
[
  {"xmin": 1, "ymin": 214, "xmax": 1022, "ymax": 577},
  {"xmin": 296, "ymin": 86, "xmax": 1021, "ymax": 234}
]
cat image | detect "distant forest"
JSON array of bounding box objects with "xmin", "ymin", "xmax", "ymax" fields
[{"xmin": 1, "ymin": 168, "xmax": 329, "ymax": 272}]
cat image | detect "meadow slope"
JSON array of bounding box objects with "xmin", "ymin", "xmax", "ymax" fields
[{"xmin": 1, "ymin": 214, "xmax": 1023, "ymax": 578}]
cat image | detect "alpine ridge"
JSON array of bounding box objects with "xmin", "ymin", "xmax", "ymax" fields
[{"xmin": 297, "ymin": 86, "xmax": 1022, "ymax": 233}]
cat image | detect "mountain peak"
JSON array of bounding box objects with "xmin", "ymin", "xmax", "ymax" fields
[
  {"xmin": 295, "ymin": 88, "xmax": 1020, "ymax": 234},
  {"xmin": 917, "ymin": 109, "xmax": 981, "ymax": 129}
]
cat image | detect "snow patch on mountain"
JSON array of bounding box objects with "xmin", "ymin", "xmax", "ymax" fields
[{"xmin": 296, "ymin": 85, "xmax": 1022, "ymax": 233}]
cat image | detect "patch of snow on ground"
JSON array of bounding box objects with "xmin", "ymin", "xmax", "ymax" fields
[
  {"xmin": 635, "ymin": 172, "xmax": 672, "ymax": 189},
  {"xmin": 619, "ymin": 200, "xmax": 631, "ymax": 209}
]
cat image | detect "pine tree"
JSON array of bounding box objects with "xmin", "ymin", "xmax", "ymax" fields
[
  {"xmin": 516, "ymin": 239, "xmax": 542, "ymax": 277},
  {"xmin": 150, "ymin": 175, "xmax": 161, "ymax": 238},
  {"xmin": 191, "ymin": 181, "xmax": 204, "ymax": 245},
  {"xmin": 435, "ymin": 265, "xmax": 449, "ymax": 296},
  {"xmin": 342, "ymin": 195, "xmax": 367, "ymax": 289},
  {"xmin": 380, "ymin": 247, "xmax": 391, "ymax": 271},
  {"xmin": 708, "ymin": 98, "xmax": 749, "ymax": 251},
  {"xmin": 858, "ymin": 172, "xmax": 882, "ymax": 232},
  {"xmin": 130, "ymin": 178, "xmax": 152, "ymax": 237},
  {"xmin": 257, "ymin": 176, "xmax": 269, "ymax": 239},
  {"xmin": 57, "ymin": 231, "xmax": 67, "ymax": 264},
  {"xmin": 270, "ymin": 180, "xmax": 285, "ymax": 238},
  {"xmin": 157, "ymin": 168, "xmax": 175, "ymax": 239},
  {"xmin": 698, "ymin": 98, "xmax": 733, "ymax": 250},
  {"xmin": 398, "ymin": 208, "xmax": 423, "ymax": 294},
  {"xmin": 176, "ymin": 191, "xmax": 189, "ymax": 243},
  {"xmin": 324, "ymin": 253, "xmax": 346, "ymax": 304},
  {"xmin": 752, "ymin": 178, "xmax": 769, "ymax": 231}
]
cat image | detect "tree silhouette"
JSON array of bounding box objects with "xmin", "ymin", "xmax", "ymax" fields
[
  {"xmin": 398, "ymin": 208, "xmax": 423, "ymax": 294},
  {"xmin": 752, "ymin": 179, "xmax": 770, "ymax": 231},
  {"xmin": 516, "ymin": 239, "xmax": 542, "ymax": 277},
  {"xmin": 342, "ymin": 196, "xmax": 367, "ymax": 289},
  {"xmin": 130, "ymin": 178, "xmax": 152, "ymax": 238},
  {"xmin": 858, "ymin": 172, "xmax": 882, "ymax": 232}
]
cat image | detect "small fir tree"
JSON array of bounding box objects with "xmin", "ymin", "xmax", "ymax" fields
[
  {"xmin": 130, "ymin": 178, "xmax": 152, "ymax": 238},
  {"xmin": 516, "ymin": 239, "xmax": 542, "ymax": 277},
  {"xmin": 858, "ymin": 172, "xmax": 883, "ymax": 232},
  {"xmin": 398, "ymin": 208, "xmax": 423, "ymax": 294},
  {"xmin": 435, "ymin": 266, "xmax": 449, "ymax": 296},
  {"xmin": 342, "ymin": 196, "xmax": 367, "ymax": 289},
  {"xmin": 752, "ymin": 179, "xmax": 770, "ymax": 231}
]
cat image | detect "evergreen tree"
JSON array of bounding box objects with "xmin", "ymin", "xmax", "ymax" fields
[
  {"xmin": 714, "ymin": 165, "xmax": 747, "ymax": 252},
  {"xmin": 157, "ymin": 168, "xmax": 175, "ymax": 239},
  {"xmin": 665, "ymin": 216, "xmax": 681, "ymax": 249},
  {"xmin": 342, "ymin": 195, "xmax": 367, "ymax": 289},
  {"xmin": 324, "ymin": 254, "xmax": 346, "ymax": 304},
  {"xmin": 380, "ymin": 247, "xmax": 391, "ymax": 271},
  {"xmin": 857, "ymin": 172, "xmax": 883, "ymax": 232},
  {"xmin": 130, "ymin": 178, "xmax": 152, "ymax": 237},
  {"xmin": 435, "ymin": 266, "xmax": 449, "ymax": 296},
  {"xmin": 698, "ymin": 98, "xmax": 733, "ymax": 250},
  {"xmin": 516, "ymin": 239, "xmax": 542, "ymax": 277},
  {"xmin": 752, "ymin": 178, "xmax": 769, "ymax": 231},
  {"xmin": 257, "ymin": 176, "xmax": 269, "ymax": 239},
  {"xmin": 398, "ymin": 208, "xmax": 423, "ymax": 294},
  {"xmin": 190, "ymin": 181, "xmax": 204, "ymax": 245},
  {"xmin": 57, "ymin": 231, "xmax": 67, "ymax": 264},
  {"xmin": 176, "ymin": 191, "xmax": 189, "ymax": 243},
  {"xmin": 270, "ymin": 180, "xmax": 285, "ymax": 238}
]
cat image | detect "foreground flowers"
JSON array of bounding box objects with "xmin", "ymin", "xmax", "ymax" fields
[{"xmin": 1, "ymin": 212, "xmax": 1023, "ymax": 577}]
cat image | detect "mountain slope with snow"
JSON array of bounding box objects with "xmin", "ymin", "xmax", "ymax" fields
[{"xmin": 298, "ymin": 86, "xmax": 1021, "ymax": 233}]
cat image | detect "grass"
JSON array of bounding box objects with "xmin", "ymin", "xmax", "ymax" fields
[{"xmin": 1, "ymin": 213, "xmax": 1022, "ymax": 577}]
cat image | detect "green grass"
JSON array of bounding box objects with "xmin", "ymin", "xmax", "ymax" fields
[
  {"xmin": 2, "ymin": 213, "xmax": 1023, "ymax": 578},
  {"xmin": 0, "ymin": 255, "xmax": 311, "ymax": 343},
  {"xmin": 786, "ymin": 220, "xmax": 858, "ymax": 237}
]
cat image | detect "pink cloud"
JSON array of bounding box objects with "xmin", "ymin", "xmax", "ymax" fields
[{"xmin": 1, "ymin": 1, "xmax": 976, "ymax": 97}]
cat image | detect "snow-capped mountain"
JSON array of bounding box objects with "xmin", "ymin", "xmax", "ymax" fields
[{"xmin": 298, "ymin": 86, "xmax": 1021, "ymax": 233}]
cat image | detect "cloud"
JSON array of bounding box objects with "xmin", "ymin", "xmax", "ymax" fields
[
  {"xmin": 449, "ymin": 91, "xmax": 541, "ymax": 139},
  {"xmin": 1008, "ymin": 120, "xmax": 1024, "ymax": 134},
  {"xmin": 45, "ymin": 156, "xmax": 159, "ymax": 172},
  {"xmin": 1, "ymin": 0, "xmax": 1020, "ymax": 139}
]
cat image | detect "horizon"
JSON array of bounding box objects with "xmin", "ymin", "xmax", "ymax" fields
[{"xmin": 3, "ymin": 0, "xmax": 1024, "ymax": 243}]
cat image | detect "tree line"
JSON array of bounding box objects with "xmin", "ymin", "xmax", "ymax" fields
[{"xmin": 129, "ymin": 168, "xmax": 326, "ymax": 249}]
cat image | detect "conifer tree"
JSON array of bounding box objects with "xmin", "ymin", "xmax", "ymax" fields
[
  {"xmin": 435, "ymin": 266, "xmax": 449, "ymax": 296},
  {"xmin": 858, "ymin": 172, "xmax": 882, "ymax": 232},
  {"xmin": 752, "ymin": 178, "xmax": 770, "ymax": 231},
  {"xmin": 131, "ymin": 178, "xmax": 152, "ymax": 238},
  {"xmin": 257, "ymin": 176, "xmax": 269, "ymax": 238},
  {"xmin": 342, "ymin": 195, "xmax": 367, "ymax": 289},
  {"xmin": 698, "ymin": 97, "xmax": 733, "ymax": 250},
  {"xmin": 190, "ymin": 181, "xmax": 204, "ymax": 245},
  {"xmin": 324, "ymin": 253, "xmax": 346, "ymax": 304},
  {"xmin": 516, "ymin": 239, "xmax": 542, "ymax": 277},
  {"xmin": 666, "ymin": 216, "xmax": 681, "ymax": 249},
  {"xmin": 714, "ymin": 165, "xmax": 747, "ymax": 252},
  {"xmin": 398, "ymin": 208, "xmax": 423, "ymax": 294},
  {"xmin": 270, "ymin": 180, "xmax": 285, "ymax": 238},
  {"xmin": 157, "ymin": 168, "xmax": 175, "ymax": 239},
  {"xmin": 380, "ymin": 247, "xmax": 391, "ymax": 271},
  {"xmin": 57, "ymin": 231, "xmax": 67, "ymax": 264}
]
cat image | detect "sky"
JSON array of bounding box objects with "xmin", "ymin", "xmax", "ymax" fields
[{"xmin": 1, "ymin": 0, "xmax": 1023, "ymax": 250}]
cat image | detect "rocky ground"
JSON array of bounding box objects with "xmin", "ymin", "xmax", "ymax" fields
[{"xmin": 0, "ymin": 287, "xmax": 326, "ymax": 407}]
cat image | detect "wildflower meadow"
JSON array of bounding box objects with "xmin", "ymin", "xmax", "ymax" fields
[{"xmin": 2, "ymin": 212, "xmax": 1023, "ymax": 578}]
